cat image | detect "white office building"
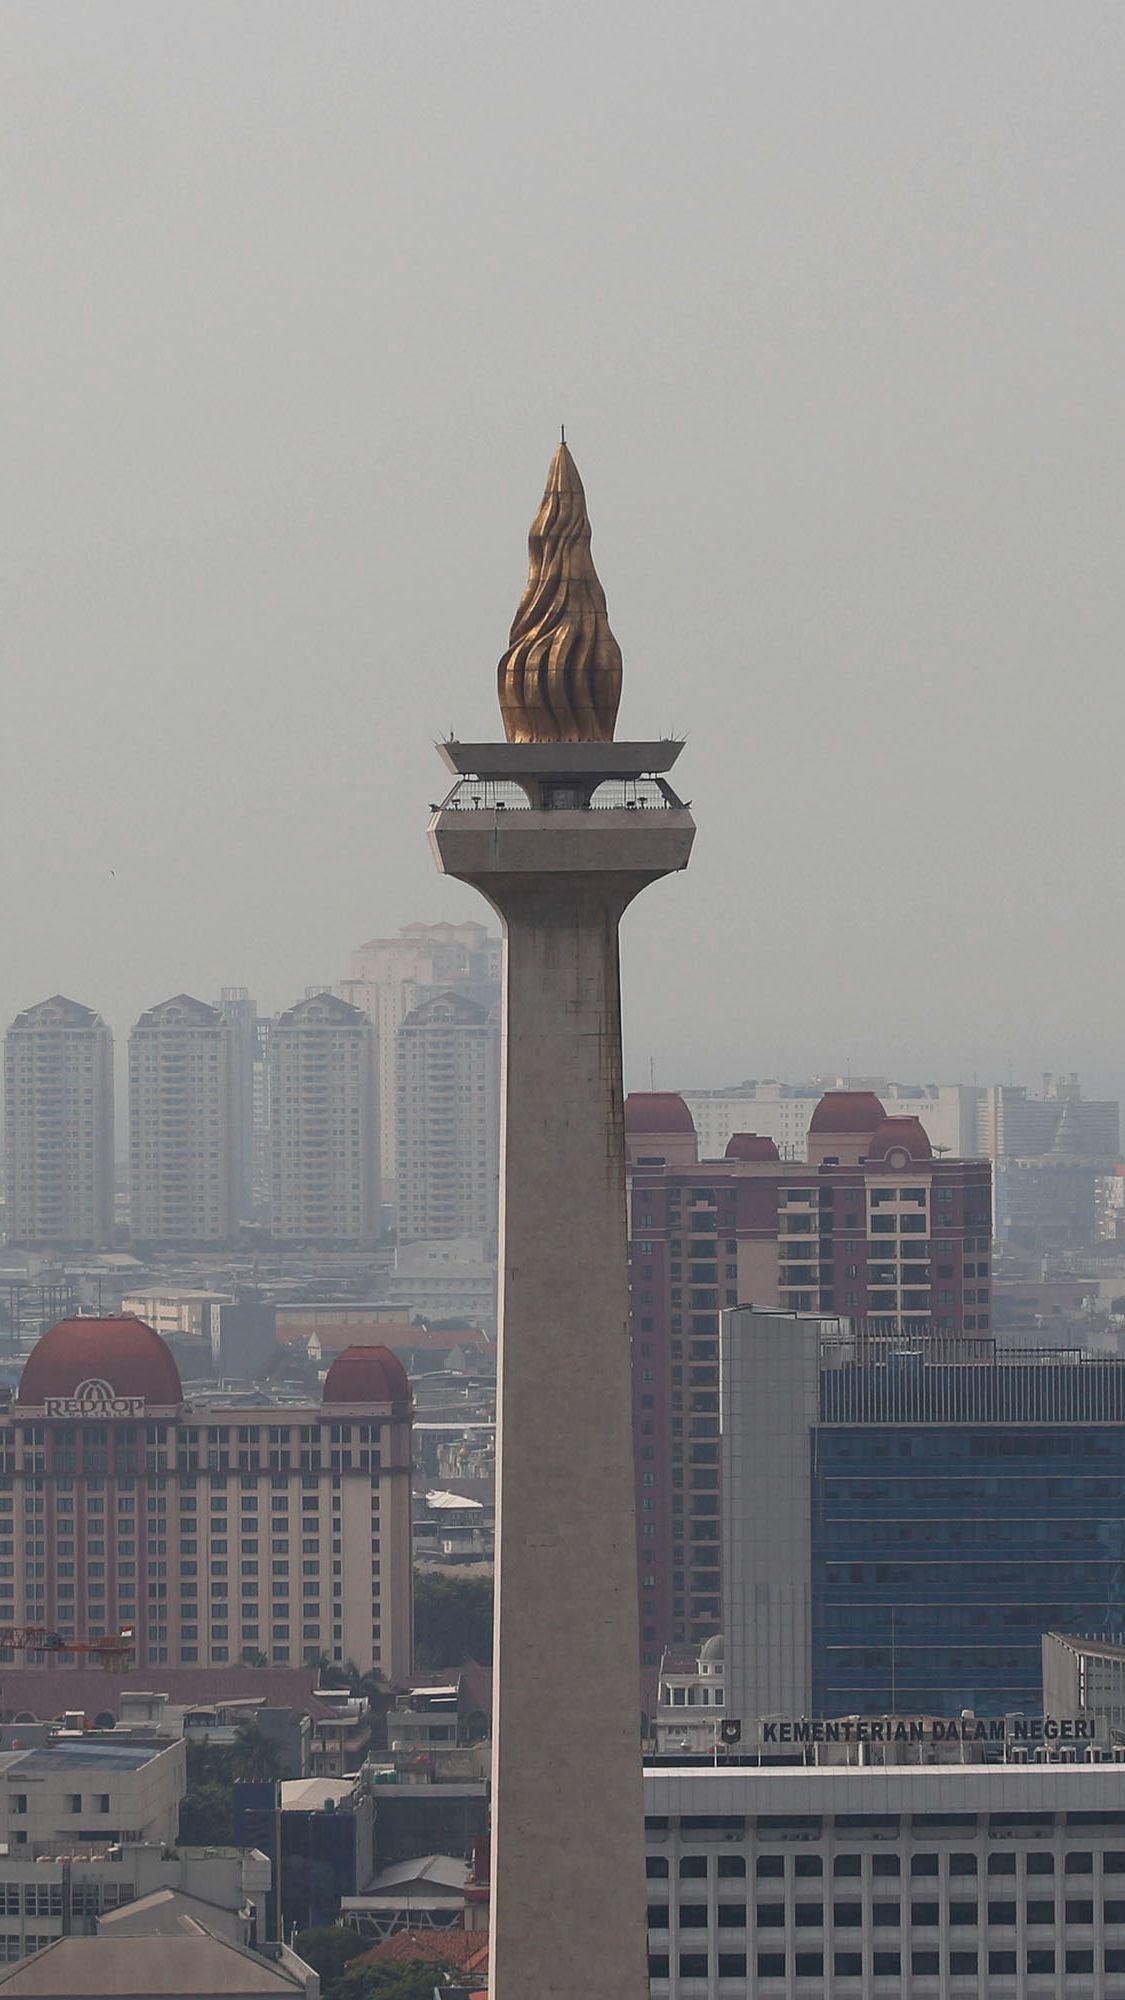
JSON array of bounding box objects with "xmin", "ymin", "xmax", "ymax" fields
[{"xmin": 645, "ymin": 1761, "xmax": 1125, "ymax": 1998}]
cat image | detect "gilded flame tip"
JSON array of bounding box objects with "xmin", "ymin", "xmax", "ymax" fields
[{"xmin": 497, "ymin": 442, "xmax": 623, "ymax": 744}]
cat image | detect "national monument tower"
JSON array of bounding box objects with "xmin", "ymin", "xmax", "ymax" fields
[{"xmin": 429, "ymin": 442, "xmax": 695, "ymax": 1999}]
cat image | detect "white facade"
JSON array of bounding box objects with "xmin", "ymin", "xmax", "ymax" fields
[
  {"xmin": 269, "ymin": 994, "xmax": 377, "ymax": 1245},
  {"xmin": 0, "ymin": 1844, "xmax": 268, "ymax": 1963},
  {"xmin": 0, "ymin": 1740, "xmax": 185, "ymax": 1855},
  {"xmin": 128, "ymin": 997, "xmax": 241, "ymax": 1244},
  {"xmin": 681, "ymin": 1083, "xmax": 973, "ymax": 1165},
  {"xmin": 395, "ymin": 993, "xmax": 499, "ymax": 1247},
  {"xmin": 645, "ymin": 1761, "xmax": 1125, "ymax": 1999},
  {"xmin": 3, "ymin": 999, "xmax": 114, "ymax": 1248},
  {"xmin": 343, "ymin": 920, "xmax": 500, "ymax": 1202}
]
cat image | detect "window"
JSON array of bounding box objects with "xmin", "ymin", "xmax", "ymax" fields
[
  {"xmin": 756, "ymin": 1855, "xmax": 784, "ymax": 1878},
  {"xmin": 911, "ymin": 1854, "xmax": 939, "ymax": 1876},
  {"xmin": 716, "ymin": 1856, "xmax": 745, "ymax": 1878},
  {"xmin": 872, "ymin": 1951, "xmax": 900, "ymax": 1975},
  {"xmin": 949, "ymin": 1853, "xmax": 977, "ymax": 1876},
  {"xmin": 678, "ymin": 1955, "xmax": 708, "ymax": 1979},
  {"xmin": 716, "ymin": 1904, "xmax": 745, "ymax": 1927},
  {"xmin": 833, "ymin": 1903, "xmax": 862, "ymax": 1928},
  {"xmin": 911, "ymin": 1952, "xmax": 939, "ymax": 1975},
  {"xmin": 1065, "ymin": 1850, "xmax": 1093, "ymax": 1874},
  {"xmin": 756, "ymin": 1956, "xmax": 785, "ymax": 1979},
  {"xmin": 988, "ymin": 1853, "xmax": 1017, "ymax": 1876},
  {"xmin": 794, "ymin": 1954, "xmax": 823, "ymax": 1977},
  {"xmin": 872, "ymin": 1900, "xmax": 900, "ymax": 1926},
  {"xmin": 949, "ymin": 1902, "xmax": 977, "ymax": 1926},
  {"xmin": 679, "ymin": 1856, "xmax": 707, "ymax": 1878},
  {"xmin": 1026, "ymin": 1900, "xmax": 1054, "ymax": 1926},
  {"xmin": 989, "ymin": 1950, "xmax": 1017, "ymax": 1973},
  {"xmin": 1026, "ymin": 1948, "xmax": 1055, "ymax": 1974},
  {"xmin": 756, "ymin": 1904, "xmax": 785, "ymax": 1928},
  {"xmin": 646, "ymin": 1857, "xmax": 668, "ymax": 1879},
  {"xmin": 1107, "ymin": 1948, "xmax": 1125, "ymax": 1972},
  {"xmin": 646, "ymin": 1905, "xmax": 668, "ymax": 1929},
  {"xmin": 794, "ymin": 1854, "xmax": 822, "ymax": 1877},
  {"xmin": 1105, "ymin": 1899, "xmax": 1125, "ymax": 1922},
  {"xmin": 1066, "ymin": 1949, "xmax": 1094, "ymax": 1973},
  {"xmin": 647, "ymin": 1956, "xmax": 668, "ymax": 1980},
  {"xmin": 1026, "ymin": 1852, "xmax": 1054, "ymax": 1875},
  {"xmin": 912, "ymin": 1902, "xmax": 940, "ymax": 1926},
  {"xmin": 988, "ymin": 1900, "xmax": 1017, "ymax": 1924},
  {"xmin": 833, "ymin": 1855, "xmax": 862, "ymax": 1877},
  {"xmin": 1065, "ymin": 1898, "xmax": 1094, "ymax": 1923},
  {"xmin": 872, "ymin": 1854, "xmax": 900, "ymax": 1877},
  {"xmin": 834, "ymin": 1953, "xmax": 863, "ymax": 1978},
  {"xmin": 948, "ymin": 1950, "xmax": 977, "ymax": 1974},
  {"xmin": 678, "ymin": 1905, "xmax": 707, "ymax": 1929}
]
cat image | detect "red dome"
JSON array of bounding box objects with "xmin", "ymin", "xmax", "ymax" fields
[
  {"xmin": 865, "ymin": 1116, "xmax": 933, "ymax": 1163},
  {"xmin": 322, "ymin": 1344, "xmax": 411, "ymax": 1409},
  {"xmin": 18, "ymin": 1315, "xmax": 182, "ymax": 1408},
  {"xmin": 725, "ymin": 1132, "xmax": 781, "ymax": 1161},
  {"xmin": 624, "ymin": 1092, "xmax": 696, "ymax": 1135},
  {"xmin": 808, "ymin": 1090, "xmax": 886, "ymax": 1136}
]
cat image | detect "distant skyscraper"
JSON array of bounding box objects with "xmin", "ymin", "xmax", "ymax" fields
[
  {"xmin": 395, "ymin": 990, "xmax": 499, "ymax": 1245},
  {"xmin": 128, "ymin": 995, "xmax": 242, "ymax": 1244},
  {"xmin": 269, "ymin": 993, "xmax": 377, "ymax": 1244},
  {"xmin": 3, "ymin": 996, "xmax": 114, "ymax": 1247},
  {"xmin": 216, "ymin": 986, "xmax": 261, "ymax": 1224},
  {"xmin": 342, "ymin": 919, "xmax": 500, "ymax": 1203}
]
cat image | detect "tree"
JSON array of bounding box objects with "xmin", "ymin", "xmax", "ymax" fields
[
  {"xmin": 413, "ymin": 1569, "xmax": 493, "ymax": 1667},
  {"xmin": 292, "ymin": 1927, "xmax": 366, "ymax": 1991},
  {"xmin": 336, "ymin": 1959, "xmax": 456, "ymax": 2000},
  {"xmin": 232, "ymin": 1722, "xmax": 282, "ymax": 1783},
  {"xmin": 178, "ymin": 1776, "xmax": 234, "ymax": 1846}
]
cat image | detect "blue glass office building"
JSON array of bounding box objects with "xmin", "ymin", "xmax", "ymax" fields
[{"xmin": 722, "ymin": 1311, "xmax": 1125, "ymax": 1726}]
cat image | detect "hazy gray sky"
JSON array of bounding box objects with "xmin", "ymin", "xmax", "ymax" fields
[{"xmin": 3, "ymin": 1, "xmax": 1123, "ymax": 1098}]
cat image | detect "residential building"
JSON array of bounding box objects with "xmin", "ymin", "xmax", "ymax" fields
[
  {"xmin": 128, "ymin": 997, "xmax": 242, "ymax": 1245},
  {"xmin": 680, "ymin": 1081, "xmax": 975, "ymax": 1165},
  {"xmin": 269, "ymin": 994, "xmax": 377, "ymax": 1245},
  {"xmin": 0, "ymin": 1935, "xmax": 318, "ymax": 2000},
  {"xmin": 7, "ymin": 1314, "xmax": 413, "ymax": 1678},
  {"xmin": 626, "ymin": 1090, "xmax": 993, "ymax": 1674},
  {"xmin": 723, "ymin": 1307, "xmax": 1125, "ymax": 1728},
  {"xmin": 643, "ymin": 1761, "xmax": 1125, "ymax": 2000},
  {"xmin": 3, "ymin": 998, "xmax": 114, "ymax": 1248},
  {"xmin": 395, "ymin": 993, "xmax": 499, "ymax": 1247},
  {"xmin": 342, "ymin": 921, "xmax": 500, "ymax": 1205}
]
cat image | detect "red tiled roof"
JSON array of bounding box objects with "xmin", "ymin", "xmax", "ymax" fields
[
  {"xmin": 18, "ymin": 1316, "xmax": 182, "ymax": 1408},
  {"xmin": 624, "ymin": 1092, "xmax": 695, "ymax": 1134},
  {"xmin": 808, "ymin": 1090, "xmax": 886, "ymax": 1135},
  {"xmin": 356, "ymin": 1931, "xmax": 489, "ymax": 1972}
]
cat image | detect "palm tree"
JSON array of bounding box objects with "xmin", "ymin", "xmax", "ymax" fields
[{"xmin": 231, "ymin": 1721, "xmax": 281, "ymax": 1783}]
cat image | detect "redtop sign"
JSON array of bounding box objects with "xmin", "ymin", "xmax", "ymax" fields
[{"xmin": 43, "ymin": 1378, "xmax": 145, "ymax": 1419}]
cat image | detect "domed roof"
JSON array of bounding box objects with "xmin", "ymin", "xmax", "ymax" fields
[
  {"xmin": 18, "ymin": 1315, "xmax": 182, "ymax": 1408},
  {"xmin": 865, "ymin": 1116, "xmax": 933, "ymax": 1163},
  {"xmin": 808, "ymin": 1090, "xmax": 886, "ymax": 1136},
  {"xmin": 624, "ymin": 1092, "xmax": 696, "ymax": 1135},
  {"xmin": 700, "ymin": 1632, "xmax": 725, "ymax": 1662},
  {"xmin": 725, "ymin": 1133, "xmax": 780, "ymax": 1162},
  {"xmin": 322, "ymin": 1344, "xmax": 411, "ymax": 1409}
]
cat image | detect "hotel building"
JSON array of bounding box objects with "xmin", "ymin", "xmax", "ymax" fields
[{"xmin": 3, "ymin": 1315, "xmax": 412, "ymax": 1677}]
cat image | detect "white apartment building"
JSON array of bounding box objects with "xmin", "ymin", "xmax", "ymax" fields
[
  {"xmin": 342, "ymin": 921, "xmax": 500, "ymax": 1202},
  {"xmin": 680, "ymin": 1083, "xmax": 973, "ymax": 1164},
  {"xmin": 3, "ymin": 998, "xmax": 114, "ymax": 1248},
  {"xmin": 128, "ymin": 997, "xmax": 241, "ymax": 1245},
  {"xmin": 268, "ymin": 994, "xmax": 377, "ymax": 1245},
  {"xmin": 645, "ymin": 1761, "xmax": 1125, "ymax": 1999},
  {"xmin": 395, "ymin": 993, "xmax": 499, "ymax": 1246}
]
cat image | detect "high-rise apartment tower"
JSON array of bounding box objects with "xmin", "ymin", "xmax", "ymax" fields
[
  {"xmin": 269, "ymin": 993, "xmax": 378, "ymax": 1244},
  {"xmin": 128, "ymin": 995, "xmax": 242, "ymax": 1245},
  {"xmin": 3, "ymin": 996, "xmax": 114, "ymax": 1247},
  {"xmin": 395, "ymin": 990, "xmax": 499, "ymax": 1245}
]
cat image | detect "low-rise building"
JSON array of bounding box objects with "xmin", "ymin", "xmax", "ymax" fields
[
  {"xmin": 0, "ymin": 1845, "xmax": 269, "ymax": 1963},
  {"xmin": 0, "ymin": 1739, "xmax": 185, "ymax": 1853},
  {"xmin": 0, "ymin": 1934, "xmax": 317, "ymax": 2000}
]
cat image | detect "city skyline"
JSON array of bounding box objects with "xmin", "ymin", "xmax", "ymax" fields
[{"xmin": 4, "ymin": 6, "xmax": 1124, "ymax": 1107}]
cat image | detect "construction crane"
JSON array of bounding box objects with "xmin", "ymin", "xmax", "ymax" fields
[{"xmin": 0, "ymin": 1626, "xmax": 135, "ymax": 1670}]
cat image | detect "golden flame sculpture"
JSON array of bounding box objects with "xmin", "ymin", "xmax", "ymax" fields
[{"xmin": 497, "ymin": 441, "xmax": 623, "ymax": 743}]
